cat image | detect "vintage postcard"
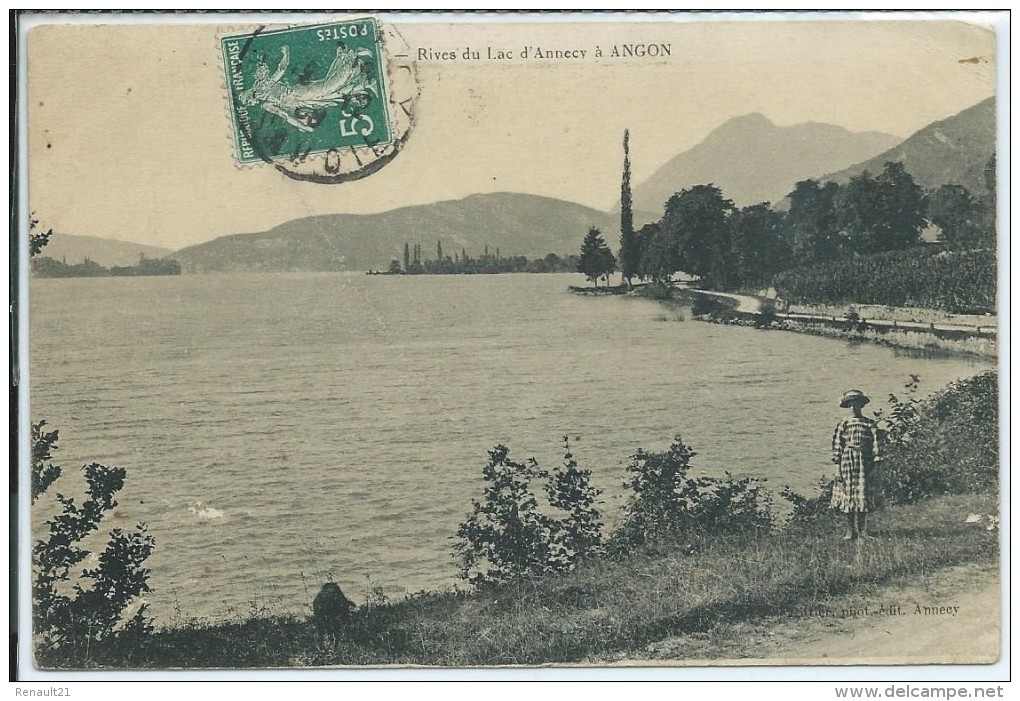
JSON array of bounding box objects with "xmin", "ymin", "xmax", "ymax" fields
[{"xmin": 16, "ymin": 11, "xmax": 1005, "ymax": 679}]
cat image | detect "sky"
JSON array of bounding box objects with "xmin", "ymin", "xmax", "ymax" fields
[{"xmin": 23, "ymin": 14, "xmax": 998, "ymax": 250}]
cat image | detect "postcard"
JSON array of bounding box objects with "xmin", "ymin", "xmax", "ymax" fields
[{"xmin": 16, "ymin": 11, "xmax": 1005, "ymax": 678}]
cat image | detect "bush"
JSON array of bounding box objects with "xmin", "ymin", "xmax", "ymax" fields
[
  {"xmin": 611, "ymin": 436, "xmax": 775, "ymax": 549},
  {"xmin": 454, "ymin": 440, "xmax": 604, "ymax": 587},
  {"xmin": 32, "ymin": 421, "xmax": 155, "ymax": 657},
  {"xmin": 780, "ymin": 478, "xmax": 834, "ymax": 524},
  {"xmin": 878, "ymin": 371, "xmax": 998, "ymax": 504},
  {"xmin": 453, "ymin": 445, "xmax": 557, "ymax": 586},
  {"xmin": 544, "ymin": 437, "xmax": 604, "ymax": 564},
  {"xmin": 841, "ymin": 306, "xmax": 869, "ymax": 334}
]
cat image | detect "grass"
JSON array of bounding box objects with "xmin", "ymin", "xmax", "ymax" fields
[{"xmin": 40, "ymin": 492, "xmax": 998, "ymax": 669}]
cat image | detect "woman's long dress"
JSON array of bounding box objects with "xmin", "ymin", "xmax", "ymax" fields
[{"xmin": 830, "ymin": 416, "xmax": 880, "ymax": 513}]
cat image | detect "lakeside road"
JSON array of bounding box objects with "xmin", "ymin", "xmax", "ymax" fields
[{"xmin": 687, "ymin": 288, "xmax": 997, "ymax": 337}]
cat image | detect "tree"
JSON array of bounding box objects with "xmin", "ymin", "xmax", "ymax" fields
[
  {"xmin": 636, "ymin": 222, "xmax": 677, "ymax": 284},
  {"xmin": 577, "ymin": 227, "xmax": 616, "ymax": 287},
  {"xmin": 660, "ymin": 185, "xmax": 734, "ymax": 287},
  {"xmin": 618, "ymin": 130, "xmax": 641, "ymax": 288},
  {"xmin": 387, "ymin": 259, "xmax": 402, "ymax": 274},
  {"xmin": 29, "ymin": 215, "xmax": 53, "ymax": 258},
  {"xmin": 927, "ymin": 184, "xmax": 989, "ymax": 249},
  {"xmin": 728, "ymin": 202, "xmax": 789, "ymax": 287},
  {"xmin": 836, "ymin": 162, "xmax": 925, "ymax": 254},
  {"xmin": 784, "ymin": 179, "xmax": 842, "ymax": 265},
  {"xmin": 403, "ymin": 242, "xmax": 410, "ymax": 272},
  {"xmin": 33, "ymin": 430, "xmax": 156, "ymax": 654},
  {"xmin": 873, "ymin": 161, "xmax": 926, "ymax": 250}
]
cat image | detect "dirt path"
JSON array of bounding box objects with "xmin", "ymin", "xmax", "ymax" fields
[
  {"xmin": 608, "ymin": 563, "xmax": 1001, "ymax": 667},
  {"xmin": 770, "ymin": 563, "xmax": 1001, "ymax": 665}
]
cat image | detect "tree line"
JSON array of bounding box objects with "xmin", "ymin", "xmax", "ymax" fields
[
  {"xmin": 381, "ymin": 241, "xmax": 580, "ymax": 275},
  {"xmin": 33, "ymin": 254, "xmax": 182, "ymax": 278},
  {"xmin": 577, "ymin": 131, "xmax": 995, "ymax": 297}
]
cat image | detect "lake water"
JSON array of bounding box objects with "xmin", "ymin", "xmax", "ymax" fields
[{"xmin": 28, "ymin": 273, "xmax": 992, "ymax": 624}]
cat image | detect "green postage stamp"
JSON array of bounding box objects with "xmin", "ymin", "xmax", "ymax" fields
[{"xmin": 220, "ymin": 18, "xmax": 414, "ymax": 181}]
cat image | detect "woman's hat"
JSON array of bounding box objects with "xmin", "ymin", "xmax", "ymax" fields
[{"xmin": 840, "ymin": 389, "xmax": 870, "ymax": 408}]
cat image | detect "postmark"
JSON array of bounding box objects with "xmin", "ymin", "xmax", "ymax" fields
[{"xmin": 219, "ymin": 17, "xmax": 416, "ymax": 183}]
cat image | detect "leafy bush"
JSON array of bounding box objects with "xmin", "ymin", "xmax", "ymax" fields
[
  {"xmin": 841, "ymin": 306, "xmax": 869, "ymax": 334},
  {"xmin": 454, "ymin": 445, "xmax": 557, "ymax": 586},
  {"xmin": 779, "ymin": 478, "xmax": 834, "ymax": 525},
  {"xmin": 454, "ymin": 440, "xmax": 605, "ymax": 587},
  {"xmin": 544, "ymin": 437, "xmax": 604, "ymax": 564},
  {"xmin": 878, "ymin": 371, "xmax": 998, "ymax": 504},
  {"xmin": 32, "ymin": 421, "xmax": 155, "ymax": 657},
  {"xmin": 611, "ymin": 436, "xmax": 775, "ymax": 549}
]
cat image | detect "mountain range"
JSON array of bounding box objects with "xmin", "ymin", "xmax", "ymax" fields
[
  {"xmin": 813, "ymin": 96, "xmax": 996, "ymax": 195},
  {"xmin": 170, "ymin": 194, "xmax": 619, "ymax": 273},
  {"xmin": 38, "ymin": 97, "xmax": 995, "ymax": 274},
  {"xmin": 628, "ymin": 115, "xmax": 901, "ymax": 216}
]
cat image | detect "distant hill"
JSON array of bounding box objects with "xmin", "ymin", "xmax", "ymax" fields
[
  {"xmin": 812, "ymin": 97, "xmax": 996, "ymax": 195},
  {"xmin": 629, "ymin": 114, "xmax": 900, "ymax": 217},
  {"xmin": 171, "ymin": 193, "xmax": 620, "ymax": 273},
  {"xmin": 36, "ymin": 233, "xmax": 173, "ymax": 267}
]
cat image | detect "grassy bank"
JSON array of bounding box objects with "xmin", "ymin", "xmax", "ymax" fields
[
  {"xmin": 36, "ymin": 370, "xmax": 999, "ymax": 670},
  {"xmin": 41, "ymin": 493, "xmax": 997, "ymax": 669}
]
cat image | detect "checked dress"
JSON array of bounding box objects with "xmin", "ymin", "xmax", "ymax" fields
[{"xmin": 830, "ymin": 416, "xmax": 880, "ymax": 513}]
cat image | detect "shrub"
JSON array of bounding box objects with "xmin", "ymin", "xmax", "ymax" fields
[
  {"xmin": 454, "ymin": 440, "xmax": 605, "ymax": 587},
  {"xmin": 453, "ymin": 445, "xmax": 560, "ymax": 586},
  {"xmin": 841, "ymin": 306, "xmax": 869, "ymax": 334},
  {"xmin": 780, "ymin": 478, "xmax": 834, "ymax": 524},
  {"xmin": 878, "ymin": 371, "xmax": 998, "ymax": 504},
  {"xmin": 545, "ymin": 437, "xmax": 604, "ymax": 564},
  {"xmin": 32, "ymin": 421, "xmax": 155, "ymax": 657},
  {"xmin": 611, "ymin": 436, "xmax": 775, "ymax": 549},
  {"xmin": 754, "ymin": 302, "xmax": 779, "ymax": 329}
]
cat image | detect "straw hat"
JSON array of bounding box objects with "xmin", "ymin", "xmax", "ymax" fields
[{"xmin": 839, "ymin": 389, "xmax": 870, "ymax": 408}]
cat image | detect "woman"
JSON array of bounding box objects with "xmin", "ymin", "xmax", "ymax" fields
[{"xmin": 831, "ymin": 389, "xmax": 881, "ymax": 539}]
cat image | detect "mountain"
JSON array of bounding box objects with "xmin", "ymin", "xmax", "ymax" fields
[
  {"xmin": 35, "ymin": 233, "xmax": 173, "ymax": 267},
  {"xmin": 171, "ymin": 193, "xmax": 620, "ymax": 273},
  {"xmin": 812, "ymin": 97, "xmax": 996, "ymax": 195},
  {"xmin": 629, "ymin": 114, "xmax": 900, "ymax": 217}
]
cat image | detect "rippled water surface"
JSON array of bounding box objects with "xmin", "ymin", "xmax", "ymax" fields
[{"xmin": 29, "ymin": 273, "xmax": 991, "ymax": 622}]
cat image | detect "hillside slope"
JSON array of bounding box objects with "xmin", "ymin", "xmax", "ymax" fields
[
  {"xmin": 630, "ymin": 114, "xmax": 899, "ymax": 216},
  {"xmin": 816, "ymin": 97, "xmax": 996, "ymax": 194},
  {"xmin": 36, "ymin": 233, "xmax": 173, "ymax": 267},
  {"xmin": 171, "ymin": 193, "xmax": 619, "ymax": 273}
]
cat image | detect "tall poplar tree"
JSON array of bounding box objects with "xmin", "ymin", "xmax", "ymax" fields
[{"xmin": 618, "ymin": 129, "xmax": 641, "ymax": 289}]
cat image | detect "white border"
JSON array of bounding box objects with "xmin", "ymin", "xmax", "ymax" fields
[{"xmin": 11, "ymin": 8, "xmax": 1012, "ymax": 689}]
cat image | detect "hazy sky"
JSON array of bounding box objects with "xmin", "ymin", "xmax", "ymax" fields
[{"xmin": 25, "ymin": 15, "xmax": 997, "ymax": 249}]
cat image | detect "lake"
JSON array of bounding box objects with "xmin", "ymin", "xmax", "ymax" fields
[{"xmin": 28, "ymin": 273, "xmax": 992, "ymax": 624}]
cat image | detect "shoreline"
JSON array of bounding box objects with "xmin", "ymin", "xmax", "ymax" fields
[{"xmin": 643, "ymin": 288, "xmax": 998, "ymax": 360}]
